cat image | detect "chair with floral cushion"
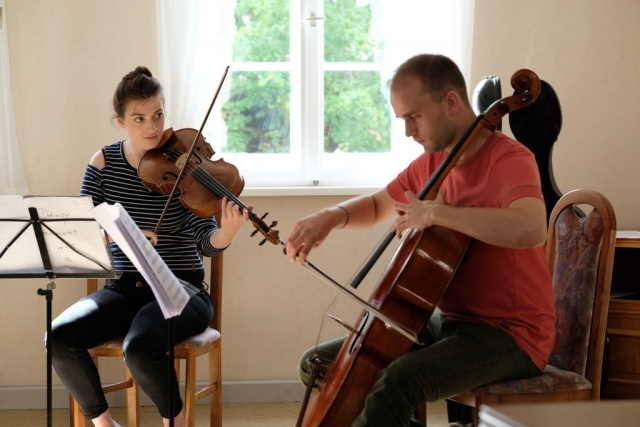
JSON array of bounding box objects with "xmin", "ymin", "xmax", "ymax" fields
[{"xmin": 414, "ymin": 189, "xmax": 617, "ymax": 426}]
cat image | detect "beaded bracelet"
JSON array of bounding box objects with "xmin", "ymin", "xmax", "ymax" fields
[{"xmin": 336, "ymin": 205, "xmax": 350, "ymax": 229}]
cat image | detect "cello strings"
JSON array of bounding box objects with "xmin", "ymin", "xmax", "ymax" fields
[{"xmin": 314, "ymin": 292, "xmax": 345, "ymax": 352}]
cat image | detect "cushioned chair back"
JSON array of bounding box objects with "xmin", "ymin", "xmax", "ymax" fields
[{"xmin": 548, "ymin": 206, "xmax": 604, "ymax": 375}]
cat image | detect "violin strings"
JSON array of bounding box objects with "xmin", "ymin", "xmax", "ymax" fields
[
  {"xmin": 163, "ymin": 149, "xmax": 264, "ymax": 225},
  {"xmin": 192, "ymin": 168, "xmax": 264, "ymax": 224},
  {"xmin": 163, "ymin": 148, "xmax": 238, "ymax": 202}
]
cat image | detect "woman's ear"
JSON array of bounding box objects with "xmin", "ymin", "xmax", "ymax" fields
[{"xmin": 115, "ymin": 116, "xmax": 125, "ymax": 128}]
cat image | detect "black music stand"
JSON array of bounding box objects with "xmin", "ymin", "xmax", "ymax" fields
[{"xmin": 0, "ymin": 195, "xmax": 117, "ymax": 427}]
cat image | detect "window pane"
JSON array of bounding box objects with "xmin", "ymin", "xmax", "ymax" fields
[
  {"xmin": 324, "ymin": 70, "xmax": 390, "ymax": 153},
  {"xmin": 323, "ymin": 1, "xmax": 389, "ymax": 155},
  {"xmin": 324, "ymin": 0, "xmax": 379, "ymax": 63},
  {"xmin": 222, "ymin": 71, "xmax": 291, "ymax": 153},
  {"xmin": 233, "ymin": 0, "xmax": 290, "ymax": 62}
]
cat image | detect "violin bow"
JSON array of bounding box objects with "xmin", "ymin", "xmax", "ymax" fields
[{"xmin": 153, "ymin": 66, "xmax": 230, "ymax": 235}]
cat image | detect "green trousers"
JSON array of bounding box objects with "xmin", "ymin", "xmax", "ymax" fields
[{"xmin": 298, "ymin": 313, "xmax": 541, "ymax": 427}]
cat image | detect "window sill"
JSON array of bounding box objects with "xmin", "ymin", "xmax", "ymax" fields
[{"xmin": 241, "ymin": 186, "xmax": 382, "ymax": 197}]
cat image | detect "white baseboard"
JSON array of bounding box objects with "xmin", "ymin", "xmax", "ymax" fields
[{"xmin": 0, "ymin": 380, "xmax": 304, "ymax": 410}]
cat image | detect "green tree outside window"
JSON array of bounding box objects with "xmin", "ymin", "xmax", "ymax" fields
[{"xmin": 221, "ymin": 0, "xmax": 390, "ymax": 154}]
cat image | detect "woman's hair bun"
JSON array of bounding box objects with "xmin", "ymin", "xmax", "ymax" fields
[{"xmin": 123, "ymin": 66, "xmax": 153, "ymax": 81}]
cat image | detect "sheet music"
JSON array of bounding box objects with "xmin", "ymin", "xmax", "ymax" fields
[
  {"xmin": 90, "ymin": 202, "xmax": 189, "ymax": 319},
  {"xmin": 0, "ymin": 195, "xmax": 114, "ymax": 276}
]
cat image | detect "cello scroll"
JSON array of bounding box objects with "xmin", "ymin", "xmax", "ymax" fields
[{"xmin": 482, "ymin": 68, "xmax": 541, "ymax": 129}]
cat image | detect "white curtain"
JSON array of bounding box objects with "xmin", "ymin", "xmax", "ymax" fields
[
  {"xmin": 155, "ymin": 0, "xmax": 237, "ymax": 137},
  {"xmin": 0, "ymin": 0, "xmax": 29, "ymax": 195}
]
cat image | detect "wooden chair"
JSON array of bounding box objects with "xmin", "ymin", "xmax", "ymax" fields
[
  {"xmin": 70, "ymin": 252, "xmax": 224, "ymax": 427},
  {"xmin": 414, "ymin": 189, "xmax": 617, "ymax": 426}
]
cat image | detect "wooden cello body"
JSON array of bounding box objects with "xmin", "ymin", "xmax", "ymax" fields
[
  {"xmin": 299, "ymin": 69, "xmax": 542, "ymax": 427},
  {"xmin": 302, "ymin": 226, "xmax": 470, "ymax": 426}
]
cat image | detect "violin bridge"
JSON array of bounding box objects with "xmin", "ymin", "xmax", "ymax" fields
[{"xmin": 175, "ymin": 153, "xmax": 188, "ymax": 169}]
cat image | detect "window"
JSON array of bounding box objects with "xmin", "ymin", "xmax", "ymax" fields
[{"xmin": 156, "ymin": 0, "xmax": 475, "ymax": 194}]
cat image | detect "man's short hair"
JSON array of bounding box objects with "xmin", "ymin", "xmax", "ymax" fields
[{"xmin": 389, "ymin": 54, "xmax": 470, "ymax": 105}]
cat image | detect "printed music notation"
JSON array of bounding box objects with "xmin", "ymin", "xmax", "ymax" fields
[
  {"xmin": 91, "ymin": 202, "xmax": 189, "ymax": 318},
  {"xmin": 0, "ymin": 195, "xmax": 114, "ymax": 277}
]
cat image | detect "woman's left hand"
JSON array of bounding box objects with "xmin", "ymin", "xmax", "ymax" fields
[
  {"xmin": 221, "ymin": 196, "xmax": 252, "ymax": 235},
  {"xmin": 210, "ymin": 196, "xmax": 252, "ymax": 248}
]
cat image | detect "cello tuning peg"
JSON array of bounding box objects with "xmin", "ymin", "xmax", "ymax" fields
[
  {"xmin": 260, "ymin": 212, "xmax": 270, "ymax": 220},
  {"xmin": 259, "ymin": 239, "xmax": 267, "ymax": 246},
  {"xmin": 250, "ymin": 229, "xmax": 259, "ymax": 237},
  {"xmin": 270, "ymin": 220, "xmax": 278, "ymax": 228}
]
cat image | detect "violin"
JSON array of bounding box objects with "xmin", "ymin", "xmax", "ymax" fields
[
  {"xmin": 137, "ymin": 127, "xmax": 280, "ymax": 246},
  {"xmin": 136, "ymin": 66, "xmax": 280, "ymax": 246}
]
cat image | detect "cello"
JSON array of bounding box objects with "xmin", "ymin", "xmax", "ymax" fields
[{"xmin": 297, "ymin": 68, "xmax": 542, "ymax": 426}]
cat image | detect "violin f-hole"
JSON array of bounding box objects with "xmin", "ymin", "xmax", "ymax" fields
[{"xmin": 161, "ymin": 171, "xmax": 179, "ymax": 182}]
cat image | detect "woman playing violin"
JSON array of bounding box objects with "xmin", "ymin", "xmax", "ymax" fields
[
  {"xmin": 286, "ymin": 54, "xmax": 555, "ymax": 427},
  {"xmin": 48, "ymin": 66, "xmax": 250, "ymax": 427}
]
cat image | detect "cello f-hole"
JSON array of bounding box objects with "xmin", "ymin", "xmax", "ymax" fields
[{"xmin": 348, "ymin": 311, "xmax": 370, "ymax": 355}]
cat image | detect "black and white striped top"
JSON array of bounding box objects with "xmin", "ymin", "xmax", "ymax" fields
[{"xmin": 80, "ymin": 141, "xmax": 223, "ymax": 273}]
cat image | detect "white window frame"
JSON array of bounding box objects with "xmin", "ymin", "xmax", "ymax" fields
[{"xmin": 156, "ymin": 0, "xmax": 475, "ymax": 196}]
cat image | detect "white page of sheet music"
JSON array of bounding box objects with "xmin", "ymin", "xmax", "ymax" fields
[
  {"xmin": 90, "ymin": 202, "xmax": 188, "ymax": 318},
  {"xmin": 0, "ymin": 195, "xmax": 113, "ymax": 275}
]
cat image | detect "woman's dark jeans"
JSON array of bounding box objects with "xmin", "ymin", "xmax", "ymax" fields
[{"xmin": 47, "ymin": 271, "xmax": 213, "ymax": 419}]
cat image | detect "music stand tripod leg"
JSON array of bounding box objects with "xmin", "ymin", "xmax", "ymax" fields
[
  {"xmin": 37, "ymin": 279, "xmax": 55, "ymax": 427},
  {"xmin": 169, "ymin": 316, "xmax": 175, "ymax": 427}
]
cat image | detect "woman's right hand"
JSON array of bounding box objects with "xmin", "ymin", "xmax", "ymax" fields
[{"xmin": 141, "ymin": 229, "xmax": 158, "ymax": 245}]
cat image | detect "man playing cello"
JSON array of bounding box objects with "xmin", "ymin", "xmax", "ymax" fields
[{"xmin": 285, "ymin": 53, "xmax": 555, "ymax": 427}]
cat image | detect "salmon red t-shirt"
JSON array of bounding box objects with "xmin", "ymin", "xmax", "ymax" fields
[{"xmin": 386, "ymin": 132, "xmax": 555, "ymax": 370}]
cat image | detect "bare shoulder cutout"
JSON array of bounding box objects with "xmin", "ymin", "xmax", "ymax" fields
[{"xmin": 89, "ymin": 149, "xmax": 106, "ymax": 170}]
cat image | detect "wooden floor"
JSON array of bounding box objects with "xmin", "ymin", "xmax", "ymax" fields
[{"xmin": 0, "ymin": 401, "xmax": 449, "ymax": 426}]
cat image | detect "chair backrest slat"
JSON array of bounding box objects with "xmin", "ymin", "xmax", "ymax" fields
[
  {"xmin": 549, "ymin": 207, "xmax": 603, "ymax": 374},
  {"xmin": 545, "ymin": 189, "xmax": 616, "ymax": 399}
]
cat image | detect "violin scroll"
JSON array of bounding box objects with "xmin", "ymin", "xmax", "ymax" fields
[{"xmin": 249, "ymin": 211, "xmax": 281, "ymax": 246}]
